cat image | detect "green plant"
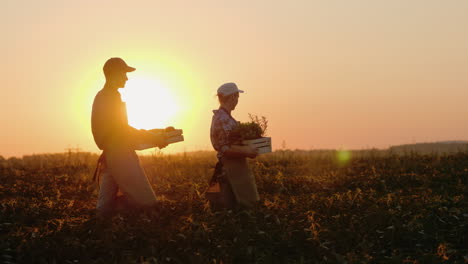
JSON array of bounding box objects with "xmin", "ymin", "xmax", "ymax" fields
[
  {"xmin": 3, "ymin": 149, "xmax": 468, "ymax": 263},
  {"xmin": 230, "ymin": 114, "xmax": 268, "ymax": 141}
]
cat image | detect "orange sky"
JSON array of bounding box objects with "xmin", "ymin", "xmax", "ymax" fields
[{"xmin": 2, "ymin": 0, "xmax": 468, "ymax": 158}]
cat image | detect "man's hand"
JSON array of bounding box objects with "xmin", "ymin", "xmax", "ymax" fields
[
  {"xmin": 155, "ymin": 133, "xmax": 168, "ymax": 149},
  {"xmin": 145, "ymin": 127, "xmax": 179, "ymax": 149},
  {"xmin": 143, "ymin": 130, "xmax": 168, "ymax": 149}
]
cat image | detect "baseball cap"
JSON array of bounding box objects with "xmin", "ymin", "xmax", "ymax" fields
[
  {"xmin": 103, "ymin": 57, "xmax": 136, "ymax": 75},
  {"xmin": 217, "ymin": 82, "xmax": 244, "ymax": 96}
]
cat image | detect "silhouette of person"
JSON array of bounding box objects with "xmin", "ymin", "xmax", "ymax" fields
[
  {"xmin": 91, "ymin": 57, "xmax": 168, "ymax": 217},
  {"xmin": 209, "ymin": 82, "xmax": 259, "ymax": 209}
]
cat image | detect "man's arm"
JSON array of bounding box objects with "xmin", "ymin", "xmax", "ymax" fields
[
  {"xmin": 91, "ymin": 92, "xmax": 116, "ymax": 150},
  {"xmin": 127, "ymin": 126, "xmax": 168, "ymax": 150}
]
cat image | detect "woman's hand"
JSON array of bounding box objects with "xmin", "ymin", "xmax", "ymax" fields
[
  {"xmin": 224, "ymin": 145, "xmax": 258, "ymax": 158},
  {"xmin": 245, "ymin": 145, "xmax": 259, "ymax": 159}
]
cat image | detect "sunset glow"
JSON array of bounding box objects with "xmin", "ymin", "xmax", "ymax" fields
[
  {"xmin": 2, "ymin": 1, "xmax": 468, "ymax": 158},
  {"xmin": 121, "ymin": 75, "xmax": 179, "ymax": 130}
]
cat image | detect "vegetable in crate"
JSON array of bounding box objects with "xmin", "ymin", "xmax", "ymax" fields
[{"xmin": 229, "ymin": 114, "xmax": 268, "ymax": 142}]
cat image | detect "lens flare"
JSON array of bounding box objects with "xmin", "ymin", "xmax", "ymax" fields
[{"xmin": 336, "ymin": 149, "xmax": 351, "ymax": 166}]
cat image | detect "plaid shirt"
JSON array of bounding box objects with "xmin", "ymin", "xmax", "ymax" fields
[{"xmin": 210, "ymin": 107, "xmax": 239, "ymax": 158}]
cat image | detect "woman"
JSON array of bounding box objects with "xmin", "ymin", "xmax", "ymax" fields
[{"xmin": 210, "ymin": 82, "xmax": 259, "ymax": 209}]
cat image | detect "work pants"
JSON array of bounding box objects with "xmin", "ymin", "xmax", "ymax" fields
[{"xmin": 96, "ymin": 148, "xmax": 157, "ymax": 215}]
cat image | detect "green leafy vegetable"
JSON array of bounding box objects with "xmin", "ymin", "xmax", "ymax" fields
[{"xmin": 230, "ymin": 114, "xmax": 268, "ymax": 141}]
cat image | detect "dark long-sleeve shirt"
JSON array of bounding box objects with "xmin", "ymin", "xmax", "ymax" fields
[{"xmin": 91, "ymin": 88, "xmax": 149, "ymax": 150}]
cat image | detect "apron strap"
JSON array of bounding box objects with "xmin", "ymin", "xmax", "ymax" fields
[
  {"xmin": 209, "ymin": 160, "xmax": 224, "ymax": 186},
  {"xmin": 92, "ymin": 152, "xmax": 106, "ymax": 184}
]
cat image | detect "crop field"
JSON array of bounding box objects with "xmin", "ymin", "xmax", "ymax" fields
[{"xmin": 1, "ymin": 150, "xmax": 467, "ymax": 263}]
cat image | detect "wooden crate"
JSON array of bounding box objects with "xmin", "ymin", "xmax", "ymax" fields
[
  {"xmin": 166, "ymin": 135, "xmax": 184, "ymax": 144},
  {"xmin": 137, "ymin": 129, "xmax": 184, "ymax": 149},
  {"xmin": 164, "ymin": 129, "xmax": 184, "ymax": 144},
  {"xmin": 165, "ymin": 129, "xmax": 183, "ymax": 138},
  {"xmin": 242, "ymin": 137, "xmax": 272, "ymax": 154}
]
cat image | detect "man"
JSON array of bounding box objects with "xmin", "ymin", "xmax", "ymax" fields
[{"xmin": 91, "ymin": 57, "xmax": 168, "ymax": 217}]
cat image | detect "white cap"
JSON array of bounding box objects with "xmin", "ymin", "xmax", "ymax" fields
[{"xmin": 217, "ymin": 82, "xmax": 244, "ymax": 96}]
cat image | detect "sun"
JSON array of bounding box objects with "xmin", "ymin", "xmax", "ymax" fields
[{"xmin": 119, "ymin": 75, "xmax": 179, "ymax": 130}]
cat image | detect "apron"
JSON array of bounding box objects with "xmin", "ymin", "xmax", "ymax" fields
[
  {"xmin": 221, "ymin": 156, "xmax": 259, "ymax": 207},
  {"xmin": 207, "ymin": 107, "xmax": 259, "ymax": 209},
  {"xmin": 94, "ymin": 145, "xmax": 158, "ymax": 208}
]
